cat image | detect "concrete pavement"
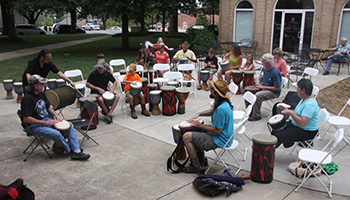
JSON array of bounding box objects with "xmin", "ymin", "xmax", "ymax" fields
[{"xmin": 0, "ymin": 65, "xmax": 350, "ymax": 199}]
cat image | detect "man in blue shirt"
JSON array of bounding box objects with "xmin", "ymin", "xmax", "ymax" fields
[
  {"xmin": 182, "ymin": 79, "xmax": 234, "ymax": 173},
  {"xmin": 249, "ymin": 53, "xmax": 281, "ymax": 121},
  {"xmin": 323, "ymin": 37, "xmax": 350, "ymax": 75}
]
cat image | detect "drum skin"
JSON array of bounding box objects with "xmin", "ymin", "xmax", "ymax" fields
[
  {"xmin": 45, "ymin": 86, "xmax": 76, "ymax": 110},
  {"xmin": 250, "ymin": 134, "xmax": 277, "ymax": 183},
  {"xmin": 161, "ymin": 86, "xmax": 176, "ymax": 116}
]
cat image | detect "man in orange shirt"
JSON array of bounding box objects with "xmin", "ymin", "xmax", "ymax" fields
[{"xmin": 122, "ymin": 64, "xmax": 150, "ymax": 119}]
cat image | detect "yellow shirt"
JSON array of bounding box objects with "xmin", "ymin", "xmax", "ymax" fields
[
  {"xmin": 173, "ymin": 49, "xmax": 197, "ymax": 64},
  {"xmin": 229, "ymin": 53, "xmax": 239, "ymax": 68}
]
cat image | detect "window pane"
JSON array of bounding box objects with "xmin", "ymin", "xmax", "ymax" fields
[
  {"xmin": 273, "ymin": 12, "xmax": 282, "ymax": 50},
  {"xmin": 340, "ymin": 11, "xmax": 350, "ymax": 43},
  {"xmin": 276, "ymin": 0, "xmax": 314, "ymax": 9},
  {"xmin": 302, "ymin": 12, "xmax": 314, "ymax": 52},
  {"xmin": 237, "ymin": 1, "xmax": 253, "ymax": 8},
  {"xmin": 345, "ymin": 2, "xmax": 350, "ymax": 8},
  {"xmin": 235, "ymin": 11, "xmax": 253, "ymax": 42}
]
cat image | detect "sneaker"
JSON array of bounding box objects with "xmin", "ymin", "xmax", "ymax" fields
[
  {"xmin": 105, "ymin": 115, "xmax": 113, "ymax": 124},
  {"xmin": 205, "ymin": 87, "xmax": 210, "ymax": 91},
  {"xmin": 323, "ymin": 71, "xmax": 329, "ymax": 75},
  {"xmin": 248, "ymin": 116, "xmax": 261, "ymax": 121},
  {"xmin": 197, "ymin": 86, "xmax": 202, "ymax": 90},
  {"xmin": 71, "ymin": 152, "xmax": 90, "ymax": 160}
]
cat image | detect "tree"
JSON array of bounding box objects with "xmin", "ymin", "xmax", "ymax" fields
[
  {"xmin": 196, "ymin": 14, "xmax": 209, "ymax": 26},
  {"xmin": 0, "ymin": 0, "xmax": 19, "ymax": 40},
  {"xmin": 14, "ymin": 0, "xmax": 48, "ymax": 25},
  {"xmin": 198, "ymin": 0, "xmax": 219, "ymax": 25}
]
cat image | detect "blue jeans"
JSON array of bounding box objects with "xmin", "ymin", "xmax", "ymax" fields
[
  {"xmin": 27, "ymin": 117, "xmax": 80, "ymax": 152},
  {"xmin": 326, "ymin": 52, "xmax": 345, "ymax": 71}
]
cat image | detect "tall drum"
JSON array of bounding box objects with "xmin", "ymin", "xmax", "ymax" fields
[
  {"xmin": 45, "ymin": 86, "xmax": 76, "ymax": 110},
  {"xmin": 243, "ymin": 71, "xmax": 255, "ymax": 88},
  {"xmin": 56, "ymin": 79, "xmax": 66, "ymax": 88},
  {"xmin": 176, "ymin": 88, "xmax": 189, "ymax": 114},
  {"xmin": 161, "ymin": 86, "xmax": 177, "ymax": 116},
  {"xmin": 200, "ymin": 70, "xmax": 210, "ymax": 90},
  {"xmin": 149, "ymin": 90, "xmax": 162, "ymax": 115},
  {"xmin": 219, "ymin": 61, "xmax": 230, "ymax": 73},
  {"xmin": 231, "ymin": 70, "xmax": 243, "ymax": 94},
  {"xmin": 250, "ymin": 134, "xmax": 277, "ymax": 183},
  {"xmin": 147, "ymin": 83, "xmax": 158, "ymax": 112},
  {"xmin": 13, "ymin": 82, "xmax": 24, "ymax": 103}
]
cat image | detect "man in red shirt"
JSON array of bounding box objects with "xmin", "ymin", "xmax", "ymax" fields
[{"xmin": 122, "ymin": 64, "xmax": 150, "ymax": 119}]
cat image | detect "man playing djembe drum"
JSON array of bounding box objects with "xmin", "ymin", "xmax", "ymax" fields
[
  {"xmin": 21, "ymin": 75, "xmax": 90, "ymax": 160},
  {"xmin": 122, "ymin": 63, "xmax": 150, "ymax": 119},
  {"xmin": 86, "ymin": 60, "xmax": 120, "ymax": 124},
  {"xmin": 248, "ymin": 53, "xmax": 282, "ymax": 121},
  {"xmin": 272, "ymin": 79, "xmax": 319, "ymax": 148},
  {"xmin": 182, "ymin": 79, "xmax": 234, "ymax": 173},
  {"xmin": 196, "ymin": 48, "xmax": 218, "ymax": 91}
]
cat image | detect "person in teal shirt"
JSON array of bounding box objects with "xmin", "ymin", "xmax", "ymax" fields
[
  {"xmin": 272, "ymin": 79, "xmax": 319, "ymax": 148},
  {"xmin": 182, "ymin": 79, "xmax": 234, "ymax": 173}
]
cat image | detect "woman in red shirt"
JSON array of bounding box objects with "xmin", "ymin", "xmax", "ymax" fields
[
  {"xmin": 273, "ymin": 47, "xmax": 288, "ymax": 77},
  {"xmin": 154, "ymin": 43, "xmax": 169, "ymax": 77}
]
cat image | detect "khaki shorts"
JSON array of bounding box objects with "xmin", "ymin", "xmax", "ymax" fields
[{"xmin": 191, "ymin": 131, "xmax": 218, "ymax": 151}]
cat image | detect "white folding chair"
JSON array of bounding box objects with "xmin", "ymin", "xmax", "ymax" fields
[
  {"xmin": 292, "ymin": 67, "xmax": 319, "ymax": 87},
  {"xmin": 234, "ymin": 105, "xmax": 253, "ymax": 160},
  {"xmin": 178, "ymin": 64, "xmax": 197, "ymax": 98},
  {"xmin": 127, "ymin": 64, "xmax": 144, "ymax": 77},
  {"xmin": 64, "ymin": 69, "xmax": 85, "ymax": 92},
  {"xmin": 210, "ymin": 83, "xmax": 238, "ymax": 108},
  {"xmin": 321, "ymin": 98, "xmax": 350, "ymax": 144},
  {"xmin": 109, "ymin": 59, "xmax": 126, "ymax": 71},
  {"xmin": 214, "ymin": 57, "xmax": 222, "ymax": 80},
  {"xmin": 152, "ymin": 63, "xmax": 170, "ymax": 86},
  {"xmin": 233, "ymin": 91, "xmax": 256, "ymax": 122},
  {"xmin": 205, "ymin": 117, "xmax": 248, "ymax": 175},
  {"xmin": 295, "ymin": 128, "xmax": 344, "ymax": 198},
  {"xmin": 289, "ymin": 108, "xmax": 330, "ymax": 155},
  {"xmin": 312, "ymin": 85, "xmax": 320, "ymax": 97},
  {"xmin": 163, "ymin": 71, "xmax": 183, "ymax": 83}
]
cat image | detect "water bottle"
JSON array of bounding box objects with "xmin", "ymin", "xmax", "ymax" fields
[{"xmin": 123, "ymin": 110, "xmax": 126, "ymax": 118}]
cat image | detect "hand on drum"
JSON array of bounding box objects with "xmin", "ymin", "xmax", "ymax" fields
[
  {"xmin": 131, "ymin": 81, "xmax": 138, "ymax": 86},
  {"xmin": 187, "ymin": 118, "xmax": 202, "ymax": 128},
  {"xmin": 98, "ymin": 88, "xmax": 106, "ymax": 95},
  {"xmin": 46, "ymin": 119, "xmax": 59, "ymax": 126},
  {"xmin": 188, "ymin": 113, "xmax": 200, "ymax": 122}
]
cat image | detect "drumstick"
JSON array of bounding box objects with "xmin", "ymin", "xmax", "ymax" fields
[{"xmin": 75, "ymin": 89, "xmax": 84, "ymax": 97}]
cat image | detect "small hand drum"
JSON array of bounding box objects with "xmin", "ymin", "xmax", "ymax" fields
[
  {"xmin": 178, "ymin": 120, "xmax": 204, "ymax": 133},
  {"xmin": 220, "ymin": 61, "xmax": 230, "ymax": 73},
  {"xmin": 176, "ymin": 88, "xmax": 189, "ymax": 114},
  {"xmin": 3, "ymin": 79, "xmax": 14, "ymax": 99},
  {"xmin": 13, "ymin": 82, "xmax": 24, "ymax": 103},
  {"xmin": 243, "ymin": 71, "xmax": 255, "ymax": 88},
  {"xmin": 268, "ymin": 114, "xmax": 286, "ymax": 133},
  {"xmin": 231, "ymin": 70, "xmax": 243, "ymax": 94},
  {"xmin": 130, "ymin": 81, "xmax": 142, "ymax": 97},
  {"xmin": 200, "ymin": 70, "xmax": 210, "ymax": 90},
  {"xmin": 54, "ymin": 120, "xmax": 71, "ymax": 138},
  {"xmin": 149, "ymin": 90, "xmax": 162, "ymax": 115}
]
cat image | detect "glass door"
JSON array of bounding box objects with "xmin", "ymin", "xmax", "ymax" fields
[{"xmin": 283, "ymin": 13, "xmax": 303, "ymax": 53}]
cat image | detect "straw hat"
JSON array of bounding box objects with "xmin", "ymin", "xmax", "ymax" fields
[{"xmin": 208, "ymin": 79, "xmax": 230, "ymax": 99}]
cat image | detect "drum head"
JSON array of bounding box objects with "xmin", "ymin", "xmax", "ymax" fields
[
  {"xmin": 148, "ymin": 83, "xmax": 158, "ymax": 88},
  {"xmin": 13, "ymin": 82, "xmax": 22, "ymax": 86},
  {"xmin": 131, "ymin": 82, "xmax": 142, "ymax": 88},
  {"xmin": 141, "ymin": 77, "xmax": 148, "ymax": 82},
  {"xmin": 176, "ymin": 88, "xmax": 189, "ymax": 94},
  {"xmin": 54, "ymin": 120, "xmax": 71, "ymax": 130},
  {"xmin": 44, "ymin": 90, "xmax": 60, "ymax": 109},
  {"xmin": 243, "ymin": 71, "xmax": 255, "ymax": 74},
  {"xmin": 201, "ymin": 70, "xmax": 210, "ymax": 73},
  {"xmin": 269, "ymin": 114, "xmax": 284, "ymax": 124},
  {"xmin": 150, "ymin": 90, "xmax": 161, "ymax": 95},
  {"xmin": 161, "ymin": 86, "xmax": 176, "ymax": 91},
  {"xmin": 252, "ymin": 134, "xmax": 277, "ymax": 145},
  {"xmin": 231, "ymin": 70, "xmax": 243, "ymax": 74},
  {"xmin": 3, "ymin": 79, "xmax": 13, "ymax": 83},
  {"xmin": 277, "ymin": 103, "xmax": 291, "ymax": 109},
  {"xmin": 220, "ymin": 61, "xmax": 229, "ymax": 65},
  {"xmin": 102, "ymin": 91, "xmax": 114, "ymax": 100}
]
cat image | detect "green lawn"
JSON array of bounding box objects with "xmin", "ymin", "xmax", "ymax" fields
[
  {"xmin": 0, "ymin": 34, "xmax": 107, "ymax": 53},
  {"xmin": 0, "ymin": 36, "xmax": 182, "ymax": 82}
]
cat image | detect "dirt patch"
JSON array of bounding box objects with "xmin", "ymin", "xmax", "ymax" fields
[{"xmin": 317, "ymin": 77, "xmax": 350, "ymax": 118}]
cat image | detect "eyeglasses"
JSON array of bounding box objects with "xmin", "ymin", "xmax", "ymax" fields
[{"xmin": 97, "ymin": 57, "xmax": 105, "ymax": 59}]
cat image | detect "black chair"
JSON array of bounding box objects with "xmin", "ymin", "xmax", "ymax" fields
[
  {"xmin": 17, "ymin": 109, "xmax": 52, "ymax": 162},
  {"xmin": 334, "ymin": 57, "xmax": 350, "ymax": 76},
  {"xmin": 68, "ymin": 100, "xmax": 99, "ymax": 146}
]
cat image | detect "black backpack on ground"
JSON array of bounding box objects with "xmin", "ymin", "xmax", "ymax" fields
[
  {"xmin": 166, "ymin": 136, "xmax": 190, "ymax": 173},
  {"xmin": 193, "ymin": 169, "xmax": 245, "ymax": 197}
]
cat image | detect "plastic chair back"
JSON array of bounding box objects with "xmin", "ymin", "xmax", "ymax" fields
[
  {"xmin": 312, "ymin": 86, "xmax": 320, "ymax": 97},
  {"xmin": 178, "ymin": 64, "xmax": 195, "ymax": 71},
  {"xmin": 163, "ymin": 71, "xmax": 182, "ymax": 81},
  {"xmin": 243, "ymin": 91, "xmax": 256, "ymax": 105},
  {"xmin": 303, "ymin": 67, "xmax": 319, "ymax": 81},
  {"xmin": 109, "ymin": 59, "xmax": 126, "ymax": 70},
  {"xmin": 153, "ymin": 64, "xmax": 170, "ymax": 71},
  {"xmin": 64, "ymin": 69, "xmax": 84, "ymax": 83},
  {"xmin": 319, "ymin": 108, "xmax": 330, "ymax": 129},
  {"xmin": 229, "ymin": 83, "xmax": 238, "ymax": 95}
]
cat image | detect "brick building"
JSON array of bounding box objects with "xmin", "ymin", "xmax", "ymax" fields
[
  {"xmin": 219, "ymin": 0, "xmax": 350, "ymax": 56},
  {"xmin": 178, "ymin": 13, "xmax": 219, "ymax": 30}
]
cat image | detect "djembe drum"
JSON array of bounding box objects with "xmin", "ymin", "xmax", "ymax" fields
[
  {"xmin": 172, "ymin": 124, "xmax": 187, "ymax": 160},
  {"xmin": 52, "ymin": 120, "xmax": 71, "ymax": 154},
  {"xmin": 79, "ymin": 96, "xmax": 99, "ymax": 130},
  {"xmin": 161, "ymin": 86, "xmax": 177, "ymax": 116},
  {"xmin": 75, "ymin": 83, "xmax": 85, "ymax": 108},
  {"xmin": 200, "ymin": 70, "xmax": 210, "ymax": 90},
  {"xmin": 141, "ymin": 78, "xmax": 148, "ymax": 103},
  {"xmin": 178, "ymin": 120, "xmax": 204, "ymax": 133},
  {"xmin": 267, "ymin": 114, "xmax": 287, "ymax": 134},
  {"xmin": 243, "ymin": 71, "xmax": 255, "ymax": 88},
  {"xmin": 176, "ymin": 88, "xmax": 189, "ymax": 114},
  {"xmin": 44, "ymin": 86, "xmax": 76, "ymax": 110},
  {"xmin": 56, "ymin": 79, "xmax": 66, "ymax": 88},
  {"xmin": 219, "ymin": 60, "xmax": 230, "ymax": 73},
  {"xmin": 119, "ymin": 69, "xmax": 127, "ymax": 75},
  {"xmin": 149, "ymin": 90, "xmax": 162, "ymax": 115},
  {"xmin": 244, "ymin": 85, "xmax": 261, "ymax": 94},
  {"xmin": 3, "ymin": 79, "xmax": 14, "ymax": 99},
  {"xmin": 276, "ymin": 103, "xmax": 291, "ymax": 119},
  {"xmin": 13, "ymin": 82, "xmax": 24, "ymax": 103},
  {"xmin": 251, "ymin": 134, "xmax": 278, "ymax": 183},
  {"xmin": 130, "ymin": 82, "xmax": 142, "ymax": 105},
  {"xmin": 167, "ymin": 81, "xmax": 179, "ymax": 88},
  {"xmin": 47, "ymin": 79, "xmax": 57, "ymax": 89},
  {"xmin": 147, "ymin": 83, "xmax": 158, "ymax": 112},
  {"xmin": 102, "ymin": 91, "xmax": 115, "ymax": 107},
  {"xmin": 231, "ymin": 70, "xmax": 243, "ymax": 94}
]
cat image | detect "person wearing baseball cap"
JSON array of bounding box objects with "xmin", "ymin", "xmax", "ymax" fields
[
  {"xmin": 181, "ymin": 79, "xmax": 234, "ymax": 173},
  {"xmin": 94, "ymin": 53, "xmax": 113, "ymax": 74},
  {"xmin": 122, "ymin": 63, "xmax": 150, "ymax": 119},
  {"xmin": 21, "ymin": 75, "xmax": 90, "ymax": 160},
  {"xmin": 86, "ymin": 60, "xmax": 120, "ymax": 124}
]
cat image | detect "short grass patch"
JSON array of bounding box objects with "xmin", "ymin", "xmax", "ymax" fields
[{"xmin": 0, "ymin": 36, "xmax": 182, "ymax": 82}]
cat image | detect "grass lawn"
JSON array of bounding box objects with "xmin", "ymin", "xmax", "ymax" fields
[
  {"xmin": 0, "ymin": 36, "xmax": 182, "ymax": 82},
  {"xmin": 0, "ymin": 34, "xmax": 107, "ymax": 53}
]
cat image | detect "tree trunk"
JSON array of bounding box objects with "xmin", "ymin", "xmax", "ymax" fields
[
  {"xmin": 162, "ymin": 10, "xmax": 166, "ymax": 33},
  {"xmin": 102, "ymin": 17, "xmax": 107, "ymax": 30},
  {"xmin": 121, "ymin": 14, "xmax": 129, "ymax": 49},
  {"xmin": 168, "ymin": 12, "xmax": 178, "ymax": 34},
  {"xmin": 140, "ymin": 11, "xmax": 145, "ymax": 32},
  {"xmin": 70, "ymin": 8, "xmax": 77, "ymax": 33},
  {"xmin": 1, "ymin": 2, "xmax": 18, "ymax": 40},
  {"xmin": 212, "ymin": 9, "xmax": 215, "ymax": 25},
  {"xmin": 1, "ymin": 2, "xmax": 9, "ymax": 35}
]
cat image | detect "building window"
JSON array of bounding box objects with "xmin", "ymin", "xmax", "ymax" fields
[
  {"xmin": 339, "ymin": 1, "xmax": 350, "ymax": 43},
  {"xmin": 234, "ymin": 1, "xmax": 253, "ymax": 42}
]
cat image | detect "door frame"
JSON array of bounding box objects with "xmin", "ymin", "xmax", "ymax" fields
[{"xmin": 271, "ymin": 9, "xmax": 314, "ymax": 54}]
